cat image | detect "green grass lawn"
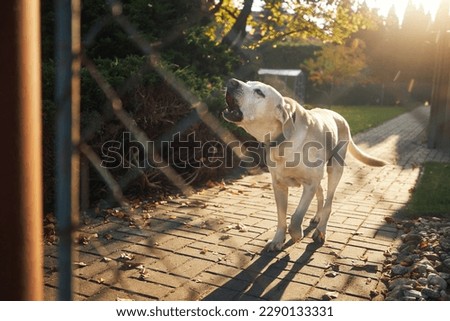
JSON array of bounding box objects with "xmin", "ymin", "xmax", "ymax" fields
[
  {"xmin": 329, "ymin": 105, "xmax": 410, "ymax": 135},
  {"xmin": 405, "ymin": 162, "xmax": 450, "ymax": 218}
]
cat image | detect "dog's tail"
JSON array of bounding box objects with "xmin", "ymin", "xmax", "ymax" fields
[{"xmin": 348, "ymin": 138, "xmax": 388, "ymax": 167}]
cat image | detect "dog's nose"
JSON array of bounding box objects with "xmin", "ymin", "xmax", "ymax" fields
[{"xmin": 227, "ymin": 78, "xmax": 240, "ymax": 90}]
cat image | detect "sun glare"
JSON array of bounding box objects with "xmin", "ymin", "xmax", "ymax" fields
[{"xmin": 365, "ymin": 0, "xmax": 441, "ymax": 22}]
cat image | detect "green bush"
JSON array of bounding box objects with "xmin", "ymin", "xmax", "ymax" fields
[{"xmin": 42, "ymin": 24, "xmax": 240, "ymax": 210}]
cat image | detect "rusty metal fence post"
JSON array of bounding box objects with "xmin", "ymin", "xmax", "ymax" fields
[
  {"xmin": 0, "ymin": 0, "xmax": 43, "ymax": 300},
  {"xmin": 55, "ymin": 0, "xmax": 81, "ymax": 300}
]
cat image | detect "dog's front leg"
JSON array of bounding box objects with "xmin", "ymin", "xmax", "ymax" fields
[
  {"xmin": 289, "ymin": 184, "xmax": 316, "ymax": 242},
  {"xmin": 267, "ymin": 180, "xmax": 288, "ymax": 251}
]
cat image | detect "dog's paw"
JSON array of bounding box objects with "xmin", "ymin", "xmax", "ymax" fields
[
  {"xmin": 265, "ymin": 229, "xmax": 286, "ymax": 252},
  {"xmin": 312, "ymin": 229, "xmax": 326, "ymax": 244},
  {"xmin": 311, "ymin": 216, "xmax": 320, "ymax": 225},
  {"xmin": 288, "ymin": 226, "xmax": 303, "ymax": 243},
  {"xmin": 265, "ymin": 240, "xmax": 284, "ymax": 252}
]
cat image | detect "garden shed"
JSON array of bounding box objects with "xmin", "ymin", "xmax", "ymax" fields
[{"xmin": 257, "ymin": 68, "xmax": 306, "ymax": 104}]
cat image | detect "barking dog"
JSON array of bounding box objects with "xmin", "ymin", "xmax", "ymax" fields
[{"xmin": 223, "ymin": 78, "xmax": 386, "ymax": 251}]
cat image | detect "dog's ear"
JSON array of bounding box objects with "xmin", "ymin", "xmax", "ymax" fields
[{"xmin": 275, "ymin": 101, "xmax": 295, "ymax": 140}]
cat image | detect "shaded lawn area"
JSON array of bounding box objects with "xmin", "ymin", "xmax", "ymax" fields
[
  {"xmin": 329, "ymin": 105, "xmax": 410, "ymax": 135},
  {"xmin": 405, "ymin": 162, "xmax": 450, "ymax": 219}
]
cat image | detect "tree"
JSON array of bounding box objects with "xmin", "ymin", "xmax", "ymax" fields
[
  {"xmin": 40, "ymin": 0, "xmax": 241, "ymax": 208},
  {"xmin": 385, "ymin": 5, "xmax": 399, "ymax": 31},
  {"xmin": 302, "ymin": 39, "xmax": 368, "ymax": 103},
  {"xmin": 221, "ymin": 0, "xmax": 254, "ymax": 49},
  {"xmin": 400, "ymin": 0, "xmax": 433, "ymax": 82},
  {"xmin": 206, "ymin": 0, "xmax": 373, "ymax": 51}
]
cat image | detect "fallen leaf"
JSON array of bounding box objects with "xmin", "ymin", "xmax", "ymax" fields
[
  {"xmin": 245, "ymin": 250, "xmax": 256, "ymax": 259},
  {"xmin": 74, "ymin": 261, "xmax": 87, "ymax": 268},
  {"xmin": 221, "ymin": 224, "xmax": 234, "ymax": 232},
  {"xmin": 46, "ymin": 235, "xmax": 58, "ymax": 244},
  {"xmin": 122, "ymin": 262, "xmax": 144, "ymax": 270},
  {"xmin": 370, "ymin": 290, "xmax": 379, "ymax": 298},
  {"xmin": 206, "ymin": 180, "xmax": 218, "ymax": 188},
  {"xmin": 101, "ymin": 257, "xmax": 112, "ymax": 262},
  {"xmin": 200, "ymin": 248, "xmax": 208, "ymax": 255},
  {"xmin": 45, "ymin": 213, "xmax": 56, "ymax": 223},
  {"xmin": 330, "ymin": 250, "xmax": 343, "ymax": 259},
  {"xmin": 112, "ymin": 211, "xmax": 125, "ymax": 219},
  {"xmin": 219, "ymin": 235, "xmax": 231, "ymax": 241},
  {"xmin": 218, "ymin": 180, "xmax": 226, "ymax": 190},
  {"xmin": 120, "ymin": 252, "xmax": 134, "ymax": 261},
  {"xmin": 384, "ymin": 217, "xmax": 395, "ymax": 224},
  {"xmin": 77, "ymin": 235, "xmax": 90, "ymax": 245},
  {"xmin": 323, "ymin": 291, "xmax": 339, "ymax": 300},
  {"xmin": 103, "ymin": 233, "xmax": 113, "ymax": 240},
  {"xmin": 96, "ymin": 278, "xmax": 105, "ymax": 284},
  {"xmin": 142, "ymin": 213, "xmax": 152, "ymax": 220},
  {"xmin": 236, "ymin": 223, "xmax": 248, "ymax": 232},
  {"xmin": 325, "ymin": 262, "xmax": 340, "ymax": 271},
  {"xmin": 358, "ymin": 254, "xmax": 368, "ymax": 261},
  {"xmin": 325, "ymin": 271, "xmax": 339, "ymax": 277},
  {"xmin": 187, "ymin": 200, "xmax": 208, "ymax": 208},
  {"xmin": 419, "ymin": 240, "xmax": 429, "ymax": 249}
]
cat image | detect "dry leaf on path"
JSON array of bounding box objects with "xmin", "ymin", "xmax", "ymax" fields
[
  {"xmin": 330, "ymin": 250, "xmax": 343, "ymax": 259},
  {"xmin": 103, "ymin": 233, "xmax": 113, "ymax": 240},
  {"xmin": 120, "ymin": 252, "xmax": 134, "ymax": 261},
  {"xmin": 323, "ymin": 291, "xmax": 339, "ymax": 300}
]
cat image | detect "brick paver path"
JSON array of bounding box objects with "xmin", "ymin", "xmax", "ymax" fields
[{"xmin": 44, "ymin": 106, "xmax": 450, "ymax": 300}]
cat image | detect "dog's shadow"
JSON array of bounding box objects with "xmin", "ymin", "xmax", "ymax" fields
[{"xmin": 203, "ymin": 223, "xmax": 321, "ymax": 301}]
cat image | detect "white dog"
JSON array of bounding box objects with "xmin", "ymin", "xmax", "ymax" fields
[{"xmin": 223, "ymin": 78, "xmax": 386, "ymax": 251}]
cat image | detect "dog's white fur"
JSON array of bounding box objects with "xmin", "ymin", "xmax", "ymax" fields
[{"xmin": 224, "ymin": 79, "xmax": 386, "ymax": 251}]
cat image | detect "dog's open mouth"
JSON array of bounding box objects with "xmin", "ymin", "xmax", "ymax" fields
[{"xmin": 223, "ymin": 92, "xmax": 243, "ymax": 122}]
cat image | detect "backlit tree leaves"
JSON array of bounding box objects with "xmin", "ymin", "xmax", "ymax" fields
[{"xmin": 206, "ymin": 0, "xmax": 373, "ymax": 50}]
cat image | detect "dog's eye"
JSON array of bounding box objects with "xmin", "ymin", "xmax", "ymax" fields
[{"xmin": 254, "ymin": 89, "xmax": 265, "ymax": 98}]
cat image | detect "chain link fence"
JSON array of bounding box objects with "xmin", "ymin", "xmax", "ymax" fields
[{"xmin": 49, "ymin": 0, "xmax": 270, "ymax": 300}]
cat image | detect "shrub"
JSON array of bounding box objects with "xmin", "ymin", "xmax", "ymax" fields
[{"xmin": 42, "ymin": 32, "xmax": 240, "ymax": 210}]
